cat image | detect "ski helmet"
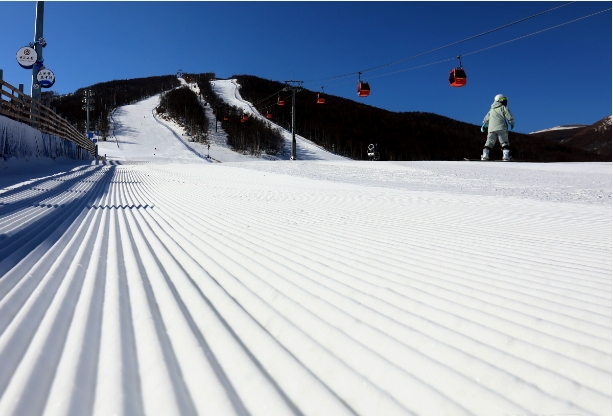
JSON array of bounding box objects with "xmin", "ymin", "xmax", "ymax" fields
[{"xmin": 494, "ymin": 94, "xmax": 507, "ymax": 102}]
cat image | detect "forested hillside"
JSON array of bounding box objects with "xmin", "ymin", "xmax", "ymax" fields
[
  {"xmin": 197, "ymin": 74, "xmax": 285, "ymax": 156},
  {"xmin": 47, "ymin": 75, "xmax": 181, "ymax": 139},
  {"xmin": 157, "ymin": 85, "xmax": 209, "ymax": 144},
  {"xmin": 46, "ymin": 73, "xmax": 608, "ymax": 162},
  {"xmin": 531, "ymin": 116, "xmax": 612, "ymax": 158},
  {"xmin": 232, "ymin": 75, "xmax": 608, "ymax": 162}
]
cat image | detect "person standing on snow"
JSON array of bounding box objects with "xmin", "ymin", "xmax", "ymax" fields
[{"xmin": 480, "ymin": 94, "xmax": 515, "ymax": 161}]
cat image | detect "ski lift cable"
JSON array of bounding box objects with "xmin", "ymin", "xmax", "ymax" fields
[
  {"xmin": 253, "ymin": 92, "xmax": 294, "ymax": 114},
  {"xmin": 360, "ymin": 1, "xmax": 577, "ymax": 74},
  {"xmin": 221, "ymin": 92, "xmax": 281, "ymax": 117},
  {"xmin": 249, "ymin": 82, "xmax": 305, "ymax": 108},
  {"xmin": 250, "ymin": 88, "xmax": 286, "ymax": 107},
  {"xmin": 321, "ymin": 7, "xmax": 612, "ymax": 88},
  {"xmin": 249, "ymin": 89, "xmax": 295, "ymax": 114},
  {"xmin": 456, "ymin": 8, "xmax": 612, "ymax": 59},
  {"xmin": 304, "ymin": 1, "xmax": 576, "ymax": 86}
]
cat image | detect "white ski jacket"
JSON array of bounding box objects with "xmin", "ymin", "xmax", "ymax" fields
[{"xmin": 483, "ymin": 101, "xmax": 515, "ymax": 132}]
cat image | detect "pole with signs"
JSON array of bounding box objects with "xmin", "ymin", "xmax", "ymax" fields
[
  {"xmin": 82, "ymin": 90, "xmax": 95, "ymax": 135},
  {"xmin": 31, "ymin": 1, "xmax": 44, "ymax": 101}
]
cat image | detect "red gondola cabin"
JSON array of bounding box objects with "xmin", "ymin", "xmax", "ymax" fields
[
  {"xmin": 266, "ymin": 111, "xmax": 273, "ymax": 119},
  {"xmin": 357, "ymin": 80, "xmax": 370, "ymax": 97},
  {"xmin": 277, "ymin": 95, "xmax": 285, "ymax": 106},
  {"xmin": 449, "ymin": 67, "xmax": 467, "ymax": 87}
]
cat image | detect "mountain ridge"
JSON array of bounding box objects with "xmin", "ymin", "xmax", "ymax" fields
[
  {"xmin": 47, "ymin": 73, "xmax": 610, "ymax": 162},
  {"xmin": 230, "ymin": 74, "xmax": 610, "ymax": 162},
  {"xmin": 530, "ymin": 116, "xmax": 611, "ymax": 157}
]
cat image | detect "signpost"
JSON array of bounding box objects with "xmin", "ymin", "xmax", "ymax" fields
[
  {"xmin": 14, "ymin": 1, "xmax": 57, "ymax": 129},
  {"xmin": 367, "ymin": 143, "xmax": 380, "ymax": 161},
  {"xmin": 82, "ymin": 90, "xmax": 95, "ymax": 136},
  {"xmin": 31, "ymin": 2, "xmax": 44, "ymax": 102},
  {"xmin": 16, "ymin": 2, "xmax": 52, "ymax": 93}
]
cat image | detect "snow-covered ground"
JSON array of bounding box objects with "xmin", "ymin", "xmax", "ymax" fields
[
  {"xmin": 210, "ymin": 78, "xmax": 348, "ymax": 161},
  {"xmin": 529, "ymin": 125, "xmax": 587, "ymax": 134},
  {"xmin": 0, "ymin": 88, "xmax": 610, "ymax": 416}
]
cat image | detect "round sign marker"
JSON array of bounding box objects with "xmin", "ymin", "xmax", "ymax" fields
[
  {"xmin": 16, "ymin": 46, "xmax": 38, "ymax": 69},
  {"xmin": 37, "ymin": 68, "xmax": 55, "ymax": 88}
]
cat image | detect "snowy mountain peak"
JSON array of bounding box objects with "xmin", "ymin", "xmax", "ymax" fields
[{"xmin": 529, "ymin": 125, "xmax": 587, "ymax": 134}]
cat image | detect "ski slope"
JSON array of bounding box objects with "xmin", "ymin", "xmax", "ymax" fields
[
  {"xmin": 98, "ymin": 78, "xmax": 344, "ymax": 164},
  {"xmin": 0, "ymin": 88, "xmax": 611, "ymax": 416},
  {"xmin": 99, "ymin": 94, "xmax": 214, "ymax": 163},
  {"xmin": 210, "ymin": 79, "xmax": 348, "ymax": 161}
]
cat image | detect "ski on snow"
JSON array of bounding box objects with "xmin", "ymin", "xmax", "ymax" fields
[{"xmin": 463, "ymin": 158, "xmax": 530, "ymax": 162}]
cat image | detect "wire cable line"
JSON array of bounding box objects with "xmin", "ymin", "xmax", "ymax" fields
[
  {"xmin": 320, "ymin": 7, "xmax": 611, "ymax": 89},
  {"xmin": 305, "ymin": 1, "xmax": 576, "ymax": 85},
  {"xmin": 221, "ymin": 7, "xmax": 609, "ymax": 115},
  {"xmin": 250, "ymin": 89, "xmax": 285, "ymax": 107}
]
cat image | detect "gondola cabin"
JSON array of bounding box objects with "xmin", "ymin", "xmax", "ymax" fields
[
  {"xmin": 317, "ymin": 93, "xmax": 325, "ymax": 104},
  {"xmin": 223, "ymin": 115, "xmax": 229, "ymax": 121},
  {"xmin": 241, "ymin": 114, "xmax": 249, "ymax": 122},
  {"xmin": 449, "ymin": 67, "xmax": 467, "ymax": 87},
  {"xmin": 266, "ymin": 111, "xmax": 273, "ymax": 119},
  {"xmin": 357, "ymin": 81, "xmax": 370, "ymax": 97},
  {"xmin": 277, "ymin": 95, "xmax": 285, "ymax": 106}
]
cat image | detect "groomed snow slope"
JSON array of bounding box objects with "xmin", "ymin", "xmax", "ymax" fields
[
  {"xmin": 0, "ymin": 91, "xmax": 610, "ymax": 416},
  {"xmin": 98, "ymin": 94, "xmax": 210, "ymax": 163},
  {"xmin": 211, "ymin": 79, "xmax": 348, "ymax": 161}
]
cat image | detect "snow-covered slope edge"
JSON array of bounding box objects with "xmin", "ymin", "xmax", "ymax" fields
[
  {"xmin": 530, "ymin": 125, "xmax": 588, "ymax": 134},
  {"xmin": 211, "ymin": 79, "xmax": 348, "ymax": 161},
  {"xmin": 0, "ymin": 114, "xmax": 92, "ymax": 161},
  {"xmin": 529, "ymin": 116, "xmax": 612, "ymax": 157}
]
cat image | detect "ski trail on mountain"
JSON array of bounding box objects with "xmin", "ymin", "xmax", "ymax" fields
[{"xmin": 0, "ymin": 88, "xmax": 610, "ymax": 415}]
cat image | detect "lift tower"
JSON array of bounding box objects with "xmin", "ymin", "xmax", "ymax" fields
[{"xmin": 283, "ymin": 81, "xmax": 302, "ymax": 160}]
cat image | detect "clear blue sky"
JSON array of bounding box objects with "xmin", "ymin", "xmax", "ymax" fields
[{"xmin": 1, "ymin": 1, "xmax": 611, "ymax": 133}]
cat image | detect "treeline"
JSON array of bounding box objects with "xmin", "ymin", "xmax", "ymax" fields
[
  {"xmin": 45, "ymin": 72, "xmax": 607, "ymax": 162},
  {"xmin": 47, "ymin": 75, "xmax": 181, "ymax": 140},
  {"xmin": 158, "ymin": 84, "xmax": 209, "ymax": 143},
  {"xmin": 223, "ymin": 116, "xmax": 286, "ymax": 156},
  {"xmin": 233, "ymin": 74, "xmax": 607, "ymax": 162},
  {"xmin": 197, "ymin": 76, "xmax": 285, "ymax": 156}
]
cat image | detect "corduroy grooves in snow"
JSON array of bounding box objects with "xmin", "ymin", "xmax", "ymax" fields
[{"xmin": 0, "ymin": 82, "xmax": 610, "ymax": 416}]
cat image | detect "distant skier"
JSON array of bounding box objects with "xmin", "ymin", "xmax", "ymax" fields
[{"xmin": 480, "ymin": 94, "xmax": 515, "ymax": 161}]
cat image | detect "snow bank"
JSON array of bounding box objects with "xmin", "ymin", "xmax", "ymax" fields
[{"xmin": 0, "ymin": 115, "xmax": 92, "ymax": 161}]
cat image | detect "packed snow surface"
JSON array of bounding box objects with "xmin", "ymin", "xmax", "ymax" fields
[{"xmin": 0, "ymin": 90, "xmax": 610, "ymax": 416}]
